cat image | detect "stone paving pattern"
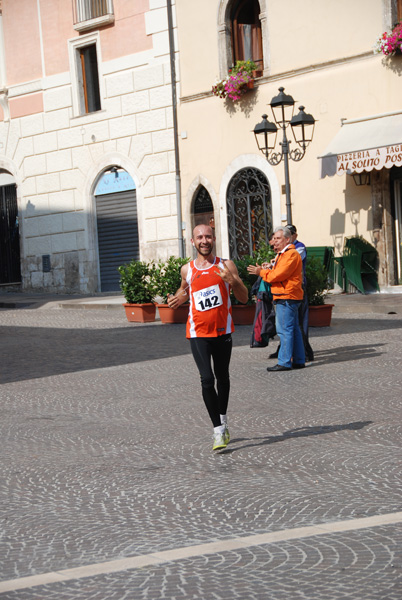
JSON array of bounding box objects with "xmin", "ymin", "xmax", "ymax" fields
[{"xmin": 0, "ymin": 303, "xmax": 402, "ymax": 599}]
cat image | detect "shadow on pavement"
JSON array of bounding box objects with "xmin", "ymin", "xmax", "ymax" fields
[
  {"xmin": 0, "ymin": 321, "xmax": 255, "ymax": 384},
  {"xmin": 311, "ymin": 317, "xmax": 402, "ymax": 336},
  {"xmin": 310, "ymin": 343, "xmax": 385, "ymax": 365},
  {"xmin": 221, "ymin": 420, "xmax": 373, "ymax": 454},
  {"xmin": 1, "ymin": 314, "xmax": 395, "ymax": 383},
  {"xmin": 0, "ymin": 323, "xmax": 193, "ymax": 384}
]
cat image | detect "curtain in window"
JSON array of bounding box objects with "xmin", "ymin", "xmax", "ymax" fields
[{"xmin": 236, "ymin": 24, "xmax": 262, "ymax": 65}]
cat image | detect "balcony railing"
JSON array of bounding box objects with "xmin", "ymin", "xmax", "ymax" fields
[{"xmin": 73, "ymin": 0, "xmax": 114, "ymax": 31}]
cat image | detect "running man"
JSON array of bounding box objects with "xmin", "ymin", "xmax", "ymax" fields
[{"xmin": 167, "ymin": 224, "xmax": 248, "ymax": 450}]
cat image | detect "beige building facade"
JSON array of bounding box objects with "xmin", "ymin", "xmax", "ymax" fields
[{"xmin": 175, "ymin": 0, "xmax": 402, "ymax": 289}]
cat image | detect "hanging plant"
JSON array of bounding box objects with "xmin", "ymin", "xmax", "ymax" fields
[
  {"xmin": 224, "ymin": 69, "xmax": 252, "ymax": 101},
  {"xmin": 212, "ymin": 60, "xmax": 258, "ymax": 102},
  {"xmin": 374, "ymin": 22, "xmax": 402, "ymax": 56},
  {"xmin": 212, "ymin": 77, "xmax": 228, "ymax": 99}
]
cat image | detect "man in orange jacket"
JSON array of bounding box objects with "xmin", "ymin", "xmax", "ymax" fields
[{"xmin": 248, "ymin": 226, "xmax": 305, "ymax": 371}]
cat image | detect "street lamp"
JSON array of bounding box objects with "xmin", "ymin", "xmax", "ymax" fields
[{"xmin": 253, "ymin": 87, "xmax": 315, "ymax": 224}]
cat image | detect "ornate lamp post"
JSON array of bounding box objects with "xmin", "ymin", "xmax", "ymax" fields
[{"xmin": 253, "ymin": 87, "xmax": 316, "ymax": 224}]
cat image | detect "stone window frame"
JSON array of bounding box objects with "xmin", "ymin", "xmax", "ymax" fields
[
  {"xmin": 395, "ymin": 0, "xmax": 402, "ymax": 24},
  {"xmin": 383, "ymin": 0, "xmax": 402, "ymax": 29},
  {"xmin": 217, "ymin": 0, "xmax": 269, "ymax": 79},
  {"xmin": 68, "ymin": 32, "xmax": 105, "ymax": 118}
]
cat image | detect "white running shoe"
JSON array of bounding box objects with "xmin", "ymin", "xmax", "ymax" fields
[{"xmin": 212, "ymin": 431, "xmax": 227, "ymax": 451}]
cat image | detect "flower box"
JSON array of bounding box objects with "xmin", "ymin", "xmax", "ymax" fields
[
  {"xmin": 374, "ymin": 22, "xmax": 402, "ymax": 56},
  {"xmin": 212, "ymin": 60, "xmax": 258, "ymax": 102}
]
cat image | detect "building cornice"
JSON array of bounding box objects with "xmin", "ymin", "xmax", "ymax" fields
[{"xmin": 180, "ymin": 51, "xmax": 375, "ymax": 104}]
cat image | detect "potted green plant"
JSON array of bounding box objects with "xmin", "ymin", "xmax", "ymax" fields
[
  {"xmin": 230, "ymin": 242, "xmax": 276, "ymax": 325},
  {"xmin": 118, "ymin": 259, "xmax": 157, "ymax": 322},
  {"xmin": 231, "ymin": 59, "xmax": 261, "ymax": 77},
  {"xmin": 254, "ymin": 240, "xmax": 276, "ymax": 265},
  {"xmin": 152, "ymin": 256, "xmax": 190, "ymax": 324},
  {"xmin": 305, "ymin": 256, "xmax": 334, "ymax": 326}
]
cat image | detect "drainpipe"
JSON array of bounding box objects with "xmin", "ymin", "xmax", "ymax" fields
[{"xmin": 166, "ymin": 0, "xmax": 184, "ymax": 257}]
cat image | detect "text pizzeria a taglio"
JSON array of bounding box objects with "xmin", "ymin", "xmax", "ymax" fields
[{"xmin": 336, "ymin": 144, "xmax": 402, "ymax": 174}]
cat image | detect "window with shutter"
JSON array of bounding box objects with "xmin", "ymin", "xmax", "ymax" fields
[
  {"xmin": 231, "ymin": 0, "xmax": 263, "ymax": 70},
  {"xmin": 69, "ymin": 33, "xmax": 103, "ymax": 116},
  {"xmin": 78, "ymin": 45, "xmax": 101, "ymax": 114}
]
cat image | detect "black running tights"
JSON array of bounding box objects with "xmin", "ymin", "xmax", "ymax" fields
[{"xmin": 189, "ymin": 334, "xmax": 232, "ymax": 427}]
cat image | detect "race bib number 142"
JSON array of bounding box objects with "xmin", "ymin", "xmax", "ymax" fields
[{"xmin": 193, "ymin": 284, "xmax": 223, "ymax": 312}]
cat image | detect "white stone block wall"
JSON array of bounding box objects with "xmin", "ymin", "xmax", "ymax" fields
[{"xmin": 5, "ymin": 0, "xmax": 180, "ymax": 293}]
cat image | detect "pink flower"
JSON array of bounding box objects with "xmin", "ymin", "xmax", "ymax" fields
[
  {"xmin": 375, "ymin": 22, "xmax": 402, "ymax": 56},
  {"xmin": 224, "ymin": 69, "xmax": 252, "ymax": 102}
]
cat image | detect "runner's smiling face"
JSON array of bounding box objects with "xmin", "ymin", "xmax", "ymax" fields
[{"xmin": 192, "ymin": 225, "xmax": 215, "ymax": 257}]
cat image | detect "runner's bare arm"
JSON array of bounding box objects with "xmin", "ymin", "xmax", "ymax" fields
[
  {"xmin": 216, "ymin": 260, "xmax": 249, "ymax": 304},
  {"xmin": 167, "ymin": 263, "xmax": 190, "ymax": 308}
]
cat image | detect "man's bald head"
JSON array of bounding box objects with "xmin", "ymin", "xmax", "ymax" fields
[{"xmin": 192, "ymin": 224, "xmax": 214, "ymax": 238}]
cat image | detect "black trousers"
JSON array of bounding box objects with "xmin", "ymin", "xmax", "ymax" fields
[
  {"xmin": 299, "ymin": 292, "xmax": 314, "ymax": 361},
  {"xmin": 189, "ymin": 334, "xmax": 232, "ymax": 427}
]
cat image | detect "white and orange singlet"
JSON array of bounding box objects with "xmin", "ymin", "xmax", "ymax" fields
[{"xmin": 186, "ymin": 257, "xmax": 234, "ymax": 339}]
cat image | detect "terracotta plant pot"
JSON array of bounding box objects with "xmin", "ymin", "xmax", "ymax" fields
[
  {"xmin": 231, "ymin": 304, "xmax": 256, "ymax": 325},
  {"xmin": 308, "ymin": 304, "xmax": 334, "ymax": 327},
  {"xmin": 246, "ymin": 79, "xmax": 254, "ymax": 89},
  {"xmin": 123, "ymin": 303, "xmax": 156, "ymax": 323},
  {"xmin": 157, "ymin": 303, "xmax": 189, "ymax": 324}
]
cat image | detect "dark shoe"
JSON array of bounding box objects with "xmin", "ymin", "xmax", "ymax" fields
[
  {"xmin": 292, "ymin": 363, "xmax": 305, "ymax": 369},
  {"xmin": 269, "ymin": 349, "xmax": 279, "ymax": 359},
  {"xmin": 307, "ymin": 354, "xmax": 314, "ymax": 362},
  {"xmin": 267, "ymin": 364, "xmax": 292, "ymax": 372}
]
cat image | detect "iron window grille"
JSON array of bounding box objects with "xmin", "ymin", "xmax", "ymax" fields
[
  {"xmin": 73, "ymin": 0, "xmax": 114, "ymax": 31},
  {"xmin": 226, "ymin": 167, "xmax": 272, "ymax": 260}
]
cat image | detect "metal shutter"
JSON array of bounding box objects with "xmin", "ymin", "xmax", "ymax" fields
[{"xmin": 95, "ymin": 190, "xmax": 139, "ymax": 292}]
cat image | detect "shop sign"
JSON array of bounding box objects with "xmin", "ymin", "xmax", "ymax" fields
[
  {"xmin": 95, "ymin": 170, "xmax": 136, "ymax": 195},
  {"xmin": 337, "ymin": 144, "xmax": 402, "ymax": 174}
]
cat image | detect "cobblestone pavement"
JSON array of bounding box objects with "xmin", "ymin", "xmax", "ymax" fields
[{"xmin": 0, "ymin": 305, "xmax": 402, "ymax": 599}]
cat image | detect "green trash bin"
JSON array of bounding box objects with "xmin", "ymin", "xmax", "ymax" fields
[{"xmin": 341, "ymin": 237, "xmax": 379, "ymax": 294}]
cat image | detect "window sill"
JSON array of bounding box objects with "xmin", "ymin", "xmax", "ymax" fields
[
  {"xmin": 70, "ymin": 109, "xmax": 106, "ymax": 122},
  {"xmin": 74, "ymin": 13, "xmax": 114, "ymax": 33}
]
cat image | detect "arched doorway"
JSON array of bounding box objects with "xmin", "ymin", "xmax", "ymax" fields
[
  {"xmin": 0, "ymin": 173, "xmax": 20, "ymax": 285},
  {"xmin": 94, "ymin": 168, "xmax": 138, "ymax": 292},
  {"xmin": 192, "ymin": 185, "xmax": 215, "ymax": 231},
  {"xmin": 226, "ymin": 166, "xmax": 272, "ymax": 259}
]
